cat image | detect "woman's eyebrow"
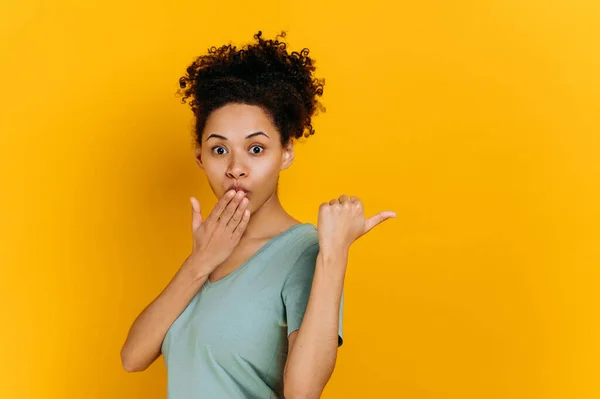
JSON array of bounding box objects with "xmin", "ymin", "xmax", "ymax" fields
[{"xmin": 206, "ymin": 131, "xmax": 270, "ymax": 141}]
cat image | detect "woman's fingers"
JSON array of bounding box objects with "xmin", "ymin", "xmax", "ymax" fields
[
  {"xmin": 219, "ymin": 191, "xmax": 245, "ymax": 225},
  {"xmin": 190, "ymin": 197, "xmax": 202, "ymax": 232},
  {"xmin": 226, "ymin": 197, "xmax": 248, "ymax": 229},
  {"xmin": 364, "ymin": 210, "xmax": 397, "ymax": 234},
  {"xmin": 205, "ymin": 190, "xmax": 236, "ymax": 224},
  {"xmin": 232, "ymin": 208, "xmax": 251, "ymax": 240}
]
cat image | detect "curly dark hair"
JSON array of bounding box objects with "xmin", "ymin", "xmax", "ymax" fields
[{"xmin": 177, "ymin": 30, "xmax": 325, "ymax": 147}]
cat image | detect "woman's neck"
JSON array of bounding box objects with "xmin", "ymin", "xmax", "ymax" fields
[{"xmin": 242, "ymin": 190, "xmax": 299, "ymax": 241}]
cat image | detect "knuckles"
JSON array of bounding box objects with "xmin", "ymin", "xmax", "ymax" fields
[{"xmin": 319, "ymin": 195, "xmax": 363, "ymax": 214}]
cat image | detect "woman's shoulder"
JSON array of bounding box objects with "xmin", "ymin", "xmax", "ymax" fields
[
  {"xmin": 265, "ymin": 221, "xmax": 317, "ymax": 264},
  {"xmin": 282, "ymin": 223, "xmax": 320, "ymax": 266},
  {"xmin": 286, "ymin": 222, "xmax": 318, "ymax": 248},
  {"xmin": 278, "ymin": 225, "xmax": 320, "ymax": 287}
]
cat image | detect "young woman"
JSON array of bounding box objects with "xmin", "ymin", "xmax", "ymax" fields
[{"xmin": 120, "ymin": 31, "xmax": 396, "ymax": 399}]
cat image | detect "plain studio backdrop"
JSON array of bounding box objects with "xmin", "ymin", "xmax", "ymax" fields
[{"xmin": 1, "ymin": 0, "xmax": 599, "ymax": 398}]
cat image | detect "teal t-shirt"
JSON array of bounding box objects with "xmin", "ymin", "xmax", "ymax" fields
[{"xmin": 161, "ymin": 223, "xmax": 344, "ymax": 399}]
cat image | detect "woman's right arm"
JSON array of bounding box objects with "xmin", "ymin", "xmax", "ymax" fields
[
  {"xmin": 120, "ymin": 253, "xmax": 209, "ymax": 372},
  {"xmin": 120, "ymin": 189, "xmax": 251, "ymax": 372}
]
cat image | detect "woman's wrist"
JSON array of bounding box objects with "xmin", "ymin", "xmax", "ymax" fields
[
  {"xmin": 182, "ymin": 252, "xmax": 214, "ymax": 282},
  {"xmin": 316, "ymin": 246, "xmax": 349, "ymax": 282},
  {"xmin": 318, "ymin": 242, "xmax": 350, "ymax": 262}
]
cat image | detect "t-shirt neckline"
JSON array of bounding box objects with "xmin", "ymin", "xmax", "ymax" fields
[{"xmin": 204, "ymin": 222, "xmax": 313, "ymax": 288}]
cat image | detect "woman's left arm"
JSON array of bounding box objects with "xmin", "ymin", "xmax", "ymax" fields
[
  {"xmin": 283, "ymin": 195, "xmax": 396, "ymax": 399},
  {"xmin": 283, "ymin": 247, "xmax": 347, "ymax": 399}
]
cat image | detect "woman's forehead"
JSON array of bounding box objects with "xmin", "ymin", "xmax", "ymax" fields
[{"xmin": 203, "ymin": 104, "xmax": 280, "ymax": 141}]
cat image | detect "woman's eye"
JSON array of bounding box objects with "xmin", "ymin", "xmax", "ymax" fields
[
  {"xmin": 212, "ymin": 146, "xmax": 227, "ymax": 155},
  {"xmin": 211, "ymin": 146, "xmax": 263, "ymax": 155}
]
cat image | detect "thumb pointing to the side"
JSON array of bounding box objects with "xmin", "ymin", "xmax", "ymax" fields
[
  {"xmin": 191, "ymin": 197, "xmax": 203, "ymax": 232},
  {"xmin": 364, "ymin": 210, "xmax": 397, "ymax": 234}
]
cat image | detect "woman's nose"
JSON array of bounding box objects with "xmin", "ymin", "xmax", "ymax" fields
[{"xmin": 226, "ymin": 157, "xmax": 247, "ymax": 179}]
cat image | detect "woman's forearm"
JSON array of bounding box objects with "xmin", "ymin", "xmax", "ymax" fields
[
  {"xmin": 283, "ymin": 248, "xmax": 348, "ymax": 399},
  {"xmin": 120, "ymin": 253, "xmax": 208, "ymax": 372}
]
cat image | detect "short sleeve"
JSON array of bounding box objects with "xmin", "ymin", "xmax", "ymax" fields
[{"xmin": 281, "ymin": 242, "xmax": 345, "ymax": 347}]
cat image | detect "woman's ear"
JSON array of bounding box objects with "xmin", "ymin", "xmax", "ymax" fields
[
  {"xmin": 194, "ymin": 147, "xmax": 204, "ymax": 170},
  {"xmin": 280, "ymin": 141, "xmax": 295, "ymax": 170}
]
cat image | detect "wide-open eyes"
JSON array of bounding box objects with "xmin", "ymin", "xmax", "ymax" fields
[
  {"xmin": 212, "ymin": 146, "xmax": 227, "ymax": 155},
  {"xmin": 250, "ymin": 145, "xmax": 264, "ymax": 154},
  {"xmin": 211, "ymin": 145, "xmax": 264, "ymax": 155}
]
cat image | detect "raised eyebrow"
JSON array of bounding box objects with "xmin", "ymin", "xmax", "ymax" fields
[
  {"xmin": 246, "ymin": 131, "xmax": 270, "ymax": 140},
  {"xmin": 205, "ymin": 131, "xmax": 270, "ymax": 141}
]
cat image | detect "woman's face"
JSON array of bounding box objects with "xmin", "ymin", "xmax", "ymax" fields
[{"xmin": 195, "ymin": 103, "xmax": 294, "ymax": 214}]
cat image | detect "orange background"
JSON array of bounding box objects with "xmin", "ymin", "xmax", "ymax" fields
[{"xmin": 1, "ymin": 0, "xmax": 599, "ymax": 398}]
